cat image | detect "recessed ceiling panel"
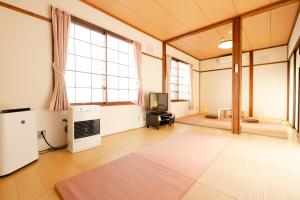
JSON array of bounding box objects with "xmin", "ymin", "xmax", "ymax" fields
[
  {"xmin": 194, "ymin": 0, "xmax": 237, "ymax": 22},
  {"xmin": 115, "ymin": 0, "xmax": 190, "ymax": 37},
  {"xmin": 270, "ymin": 2, "xmax": 299, "ymax": 46},
  {"xmin": 242, "ymin": 12, "xmax": 270, "ymax": 50},
  {"xmin": 233, "ymin": 0, "xmax": 271, "ymax": 14},
  {"xmin": 154, "ymin": 0, "xmax": 211, "ymax": 30}
]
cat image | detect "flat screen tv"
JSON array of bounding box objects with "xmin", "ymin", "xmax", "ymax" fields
[{"xmin": 149, "ymin": 93, "xmax": 168, "ymax": 112}]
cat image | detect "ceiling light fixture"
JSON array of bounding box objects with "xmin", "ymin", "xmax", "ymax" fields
[{"xmin": 218, "ymin": 40, "xmax": 232, "ymax": 49}]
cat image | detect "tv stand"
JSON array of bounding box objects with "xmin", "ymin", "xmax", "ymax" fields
[{"xmin": 146, "ymin": 111, "xmax": 175, "ymax": 130}]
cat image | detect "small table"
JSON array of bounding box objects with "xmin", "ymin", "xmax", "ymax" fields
[{"xmin": 217, "ymin": 108, "xmax": 232, "ymax": 120}]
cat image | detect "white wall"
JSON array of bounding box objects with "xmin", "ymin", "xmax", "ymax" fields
[
  {"xmin": 200, "ymin": 69, "xmax": 232, "ymax": 115},
  {"xmin": 253, "ymin": 63, "xmax": 287, "ymax": 120},
  {"xmin": 0, "ymin": 0, "xmax": 197, "ymax": 150},
  {"xmin": 199, "ymin": 46, "xmax": 287, "ymax": 120},
  {"xmin": 199, "ymin": 52, "xmax": 249, "ymax": 115},
  {"xmin": 166, "ymin": 45, "xmax": 200, "ymax": 117}
]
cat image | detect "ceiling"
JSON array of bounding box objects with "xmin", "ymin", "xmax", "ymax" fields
[
  {"xmin": 82, "ymin": 0, "xmax": 299, "ymax": 60},
  {"xmin": 170, "ymin": 2, "xmax": 299, "ymax": 59}
]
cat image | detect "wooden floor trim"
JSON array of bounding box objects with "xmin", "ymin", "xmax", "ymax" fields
[
  {"xmin": 199, "ymin": 60, "xmax": 288, "ymax": 73},
  {"xmin": 142, "ymin": 52, "xmax": 162, "ymax": 61},
  {"xmin": 0, "ymin": 1, "xmax": 51, "ymax": 22},
  {"xmin": 253, "ymin": 60, "xmax": 288, "ymax": 67}
]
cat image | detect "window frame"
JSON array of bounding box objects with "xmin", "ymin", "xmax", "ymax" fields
[
  {"xmin": 170, "ymin": 58, "xmax": 191, "ymax": 102},
  {"xmin": 67, "ymin": 16, "xmax": 137, "ymax": 106}
]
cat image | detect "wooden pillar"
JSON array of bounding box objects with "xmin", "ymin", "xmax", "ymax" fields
[
  {"xmin": 162, "ymin": 42, "xmax": 167, "ymax": 92},
  {"xmin": 296, "ymin": 67, "xmax": 300, "ymax": 133},
  {"xmin": 287, "ymin": 61, "xmax": 290, "ymax": 121},
  {"xmin": 293, "ymin": 50, "xmax": 296, "ymax": 128},
  {"xmin": 249, "ymin": 51, "xmax": 253, "ymax": 117},
  {"xmin": 232, "ymin": 17, "xmax": 242, "ymax": 134}
]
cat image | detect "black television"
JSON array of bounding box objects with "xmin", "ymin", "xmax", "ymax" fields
[{"xmin": 149, "ymin": 93, "xmax": 168, "ymax": 112}]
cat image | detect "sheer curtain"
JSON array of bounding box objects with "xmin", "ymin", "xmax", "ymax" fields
[
  {"xmin": 134, "ymin": 42, "xmax": 145, "ymax": 107},
  {"xmin": 189, "ymin": 64, "xmax": 194, "ymax": 110},
  {"xmin": 166, "ymin": 55, "xmax": 172, "ymax": 111},
  {"xmin": 49, "ymin": 7, "xmax": 70, "ymax": 111}
]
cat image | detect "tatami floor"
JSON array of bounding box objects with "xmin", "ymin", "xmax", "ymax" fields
[{"xmin": 0, "ymin": 123, "xmax": 299, "ymax": 200}]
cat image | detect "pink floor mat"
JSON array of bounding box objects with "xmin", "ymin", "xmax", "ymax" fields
[{"xmin": 56, "ymin": 131, "xmax": 231, "ymax": 200}]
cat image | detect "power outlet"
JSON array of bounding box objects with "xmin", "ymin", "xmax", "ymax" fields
[{"xmin": 38, "ymin": 130, "xmax": 46, "ymax": 139}]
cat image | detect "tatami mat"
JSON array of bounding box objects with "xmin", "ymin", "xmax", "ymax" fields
[
  {"xmin": 176, "ymin": 114, "xmax": 288, "ymax": 139},
  {"xmin": 182, "ymin": 183, "xmax": 236, "ymax": 200},
  {"xmin": 197, "ymin": 135, "xmax": 300, "ymax": 200}
]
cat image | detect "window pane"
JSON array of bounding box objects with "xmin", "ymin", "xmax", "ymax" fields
[
  {"xmin": 128, "ymin": 44, "xmax": 134, "ymax": 55},
  {"xmin": 75, "ymin": 40, "xmax": 91, "ymax": 57},
  {"xmin": 129, "ymin": 79, "xmax": 137, "ymax": 90},
  {"xmin": 65, "ymin": 71, "xmax": 75, "ymax": 87},
  {"xmin": 128, "ymin": 67, "xmax": 137, "ymax": 78},
  {"xmin": 66, "ymin": 54, "xmax": 75, "ymax": 70},
  {"xmin": 171, "ymin": 76, "xmax": 178, "ymax": 84},
  {"xmin": 76, "ymin": 88, "xmax": 91, "ymax": 103},
  {"xmin": 119, "ymin": 90, "xmax": 128, "ymax": 101},
  {"xmin": 91, "ymin": 31, "xmax": 105, "ymax": 46},
  {"xmin": 92, "ymin": 60, "xmax": 106, "ymax": 74},
  {"xmin": 92, "ymin": 89, "xmax": 104, "ymax": 102},
  {"xmin": 119, "ymin": 77, "xmax": 128, "ymax": 89},
  {"xmin": 68, "ymin": 38, "xmax": 74, "ymax": 54},
  {"xmin": 92, "ymin": 74, "xmax": 105, "ymax": 88},
  {"xmin": 107, "ymin": 35, "xmax": 118, "ymax": 50},
  {"xmin": 179, "ymin": 77, "xmax": 185, "ymax": 85},
  {"xmin": 119, "ymin": 65, "xmax": 128, "ymax": 77},
  {"xmin": 171, "ymin": 92, "xmax": 177, "ymax": 100},
  {"xmin": 67, "ymin": 87, "xmax": 75, "ymax": 103},
  {"xmin": 129, "ymin": 90, "xmax": 137, "ymax": 101},
  {"xmin": 171, "ymin": 68, "xmax": 178, "ymax": 76},
  {"xmin": 107, "ymin": 49, "xmax": 118, "ymax": 63},
  {"xmin": 75, "ymin": 24, "xmax": 90, "ymax": 42},
  {"xmin": 92, "ymin": 45, "xmax": 105, "ymax": 60},
  {"xmin": 119, "ymin": 52, "xmax": 128, "ymax": 65},
  {"xmin": 107, "ymin": 89, "xmax": 118, "ymax": 102},
  {"xmin": 170, "ymin": 84, "xmax": 177, "ymax": 92},
  {"xmin": 129, "ymin": 54, "xmax": 134, "ymax": 67},
  {"xmin": 119, "ymin": 40, "xmax": 129, "ymax": 53},
  {"xmin": 107, "ymin": 76, "xmax": 118, "ymax": 89},
  {"xmin": 69, "ymin": 23, "xmax": 75, "ymax": 38},
  {"xmin": 107, "ymin": 62, "xmax": 118, "ymax": 76},
  {"xmin": 76, "ymin": 72, "xmax": 91, "ymax": 87},
  {"xmin": 76, "ymin": 56, "xmax": 91, "ymax": 73},
  {"xmin": 171, "ymin": 61, "xmax": 177, "ymax": 68}
]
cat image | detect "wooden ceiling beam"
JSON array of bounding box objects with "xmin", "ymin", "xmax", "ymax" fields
[{"xmin": 165, "ymin": 0, "xmax": 299, "ymax": 43}]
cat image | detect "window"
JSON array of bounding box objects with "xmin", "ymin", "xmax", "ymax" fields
[
  {"xmin": 170, "ymin": 59, "xmax": 191, "ymax": 101},
  {"xmin": 65, "ymin": 19, "xmax": 138, "ymax": 105}
]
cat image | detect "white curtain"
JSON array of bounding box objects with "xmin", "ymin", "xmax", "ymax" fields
[
  {"xmin": 189, "ymin": 64, "xmax": 194, "ymax": 109},
  {"xmin": 49, "ymin": 7, "xmax": 70, "ymax": 111},
  {"xmin": 166, "ymin": 55, "xmax": 172, "ymax": 111},
  {"xmin": 134, "ymin": 42, "xmax": 145, "ymax": 107}
]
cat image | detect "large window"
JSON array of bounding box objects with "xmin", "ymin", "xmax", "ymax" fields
[
  {"xmin": 65, "ymin": 18, "xmax": 138, "ymax": 105},
  {"xmin": 170, "ymin": 59, "xmax": 191, "ymax": 101}
]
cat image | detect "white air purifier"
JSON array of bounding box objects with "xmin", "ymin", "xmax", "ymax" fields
[
  {"xmin": 68, "ymin": 105, "xmax": 101, "ymax": 153},
  {"xmin": 0, "ymin": 109, "xmax": 38, "ymax": 176}
]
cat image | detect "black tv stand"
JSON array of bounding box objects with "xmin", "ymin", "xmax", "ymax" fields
[{"xmin": 146, "ymin": 111, "xmax": 175, "ymax": 130}]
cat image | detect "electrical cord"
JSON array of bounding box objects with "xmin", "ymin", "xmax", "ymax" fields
[{"xmin": 41, "ymin": 132, "xmax": 67, "ymax": 151}]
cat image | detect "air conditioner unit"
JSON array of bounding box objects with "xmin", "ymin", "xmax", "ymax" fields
[{"xmin": 68, "ymin": 105, "xmax": 101, "ymax": 153}]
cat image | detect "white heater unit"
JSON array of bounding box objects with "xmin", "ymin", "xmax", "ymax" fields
[
  {"xmin": 68, "ymin": 105, "xmax": 101, "ymax": 153},
  {"xmin": 0, "ymin": 109, "xmax": 38, "ymax": 176}
]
